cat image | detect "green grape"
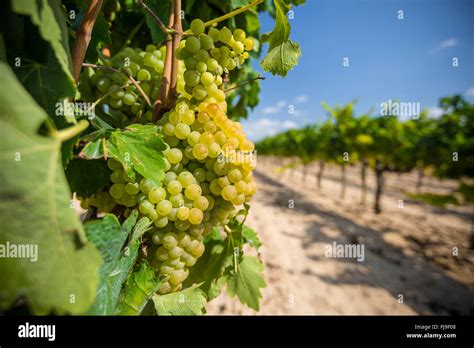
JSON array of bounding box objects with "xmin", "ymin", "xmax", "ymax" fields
[
  {"xmin": 139, "ymin": 199, "xmax": 154, "ymax": 214},
  {"xmin": 167, "ymin": 148, "xmax": 183, "ymax": 164},
  {"xmin": 185, "ymin": 36, "xmax": 201, "ymax": 53},
  {"xmin": 196, "ymin": 62, "xmax": 207, "ymax": 73},
  {"xmin": 200, "ymin": 72, "xmax": 214, "ymax": 86},
  {"xmin": 190, "ymin": 19, "xmax": 205, "ymax": 35},
  {"xmin": 181, "ymin": 110, "xmax": 195, "ymax": 125},
  {"xmin": 208, "ymin": 27, "xmax": 220, "ymax": 41},
  {"xmin": 175, "ymin": 123, "xmax": 191, "ymax": 139},
  {"xmin": 154, "ymin": 216, "xmax": 169, "ymax": 228},
  {"xmin": 155, "ymin": 246, "xmax": 169, "ymax": 261},
  {"xmin": 176, "ymin": 206, "xmax": 190, "ymax": 220},
  {"xmin": 97, "ymin": 78, "xmax": 111, "ymax": 93},
  {"xmin": 149, "ymin": 187, "xmax": 166, "ymax": 203},
  {"xmin": 200, "ymin": 34, "xmax": 214, "ymax": 50},
  {"xmin": 195, "ymin": 49, "xmax": 210, "ymax": 62},
  {"xmin": 233, "ymin": 28, "xmax": 246, "ymax": 42},
  {"xmin": 192, "ymin": 143, "xmax": 208, "ymax": 160},
  {"xmin": 156, "ymin": 200, "xmax": 173, "ymax": 216},
  {"xmin": 162, "ymin": 232, "xmax": 178, "ymax": 249},
  {"xmin": 193, "ymin": 168, "xmax": 207, "ymax": 182},
  {"xmin": 165, "ymin": 172, "xmax": 178, "ymax": 184},
  {"xmin": 222, "ymin": 185, "xmax": 237, "ymax": 201},
  {"xmin": 219, "ymin": 27, "xmax": 233, "ymax": 44},
  {"xmin": 137, "ymin": 69, "xmax": 151, "ymax": 81},
  {"xmin": 125, "ymin": 182, "xmax": 140, "ymax": 195},
  {"xmin": 193, "ymin": 196, "xmax": 209, "ymax": 210},
  {"xmin": 184, "ymin": 70, "xmax": 200, "ymax": 87},
  {"xmin": 178, "ymin": 171, "xmax": 195, "ymax": 187},
  {"xmin": 167, "ymin": 180, "xmax": 182, "ymax": 195},
  {"xmin": 123, "ymin": 93, "xmax": 136, "ymax": 106},
  {"xmin": 109, "ymin": 183, "xmax": 125, "ymax": 199},
  {"xmin": 192, "ymin": 85, "xmax": 207, "ymax": 100},
  {"xmin": 185, "ymin": 183, "xmax": 202, "ymax": 200}
]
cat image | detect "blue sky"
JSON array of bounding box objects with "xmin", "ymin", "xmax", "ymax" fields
[{"xmin": 241, "ymin": 0, "xmax": 474, "ymax": 141}]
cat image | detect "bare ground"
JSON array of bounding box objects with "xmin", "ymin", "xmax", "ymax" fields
[{"xmin": 206, "ymin": 157, "xmax": 474, "ymax": 315}]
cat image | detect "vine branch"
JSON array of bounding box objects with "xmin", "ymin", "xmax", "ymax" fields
[
  {"xmin": 72, "ymin": 0, "xmax": 103, "ymax": 82},
  {"xmin": 224, "ymin": 75, "xmax": 265, "ymax": 93},
  {"xmin": 182, "ymin": 0, "xmax": 264, "ymax": 36},
  {"xmin": 152, "ymin": 1, "xmax": 176, "ymax": 122},
  {"xmin": 137, "ymin": 0, "xmax": 177, "ymax": 35},
  {"xmin": 169, "ymin": 0, "xmax": 183, "ymax": 99}
]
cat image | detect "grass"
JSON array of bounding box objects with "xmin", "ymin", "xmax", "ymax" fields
[
  {"xmin": 407, "ymin": 193, "xmax": 459, "ymax": 207},
  {"xmin": 456, "ymin": 182, "xmax": 474, "ymax": 203}
]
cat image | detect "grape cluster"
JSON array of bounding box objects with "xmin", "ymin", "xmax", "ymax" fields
[
  {"xmin": 81, "ymin": 20, "xmax": 257, "ymax": 294},
  {"xmin": 88, "ymin": 44, "xmax": 185, "ymax": 125}
]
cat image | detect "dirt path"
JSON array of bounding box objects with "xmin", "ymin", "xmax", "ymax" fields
[{"xmin": 206, "ymin": 157, "xmax": 474, "ymax": 315}]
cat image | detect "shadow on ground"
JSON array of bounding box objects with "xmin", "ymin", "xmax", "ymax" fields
[{"xmin": 255, "ymin": 169, "xmax": 474, "ymax": 315}]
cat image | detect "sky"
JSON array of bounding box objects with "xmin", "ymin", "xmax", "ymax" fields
[{"xmin": 241, "ymin": 0, "xmax": 474, "ymax": 141}]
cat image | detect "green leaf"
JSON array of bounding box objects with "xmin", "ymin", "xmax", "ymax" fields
[
  {"xmin": 86, "ymin": 13, "xmax": 112, "ymax": 62},
  {"xmin": 242, "ymin": 225, "xmax": 262, "ymax": 249},
  {"xmin": 261, "ymin": 39, "xmax": 301, "ymax": 77},
  {"xmin": 115, "ymin": 261, "xmax": 161, "ymax": 315},
  {"xmin": 143, "ymin": 0, "xmax": 171, "ymax": 44},
  {"xmin": 0, "ymin": 62, "xmax": 101, "ymax": 314},
  {"xmin": 65, "ymin": 159, "xmax": 111, "ymax": 197},
  {"xmin": 82, "ymin": 124, "xmax": 167, "ymax": 185},
  {"xmin": 267, "ymin": 0, "xmax": 291, "ymax": 50},
  {"xmin": 226, "ymin": 256, "xmax": 266, "ymax": 311},
  {"xmin": 260, "ymin": 0, "xmax": 301, "ymax": 76},
  {"xmin": 12, "ymin": 0, "xmax": 74, "ymax": 88},
  {"xmin": 0, "ymin": 33, "xmax": 6, "ymax": 61},
  {"xmin": 153, "ymin": 285, "xmax": 207, "ymax": 315},
  {"xmin": 86, "ymin": 212, "xmax": 152, "ymax": 315}
]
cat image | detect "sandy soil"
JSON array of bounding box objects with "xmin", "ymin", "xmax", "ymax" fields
[{"xmin": 206, "ymin": 157, "xmax": 474, "ymax": 315}]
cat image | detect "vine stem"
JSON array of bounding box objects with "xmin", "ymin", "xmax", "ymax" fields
[
  {"xmin": 52, "ymin": 120, "xmax": 90, "ymax": 142},
  {"xmin": 152, "ymin": 1, "xmax": 176, "ymax": 122},
  {"xmin": 169, "ymin": 0, "xmax": 183, "ymax": 99},
  {"xmin": 224, "ymin": 75, "xmax": 265, "ymax": 93},
  {"xmin": 137, "ymin": 0, "xmax": 176, "ymax": 35},
  {"xmin": 71, "ymin": 0, "xmax": 103, "ymax": 82},
  {"xmin": 182, "ymin": 0, "xmax": 264, "ymax": 36}
]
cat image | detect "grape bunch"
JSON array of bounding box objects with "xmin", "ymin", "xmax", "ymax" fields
[
  {"xmin": 81, "ymin": 20, "xmax": 257, "ymax": 294},
  {"xmin": 88, "ymin": 44, "xmax": 185, "ymax": 126}
]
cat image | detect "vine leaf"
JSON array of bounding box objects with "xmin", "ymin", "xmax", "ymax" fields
[
  {"xmin": 10, "ymin": 0, "xmax": 76, "ymax": 117},
  {"xmin": 260, "ymin": 0, "xmax": 301, "ymax": 76},
  {"xmin": 242, "ymin": 225, "xmax": 262, "ymax": 249},
  {"xmin": 0, "ymin": 62, "xmax": 101, "ymax": 314},
  {"xmin": 143, "ymin": 0, "xmax": 171, "ymax": 44},
  {"xmin": 226, "ymin": 256, "xmax": 266, "ymax": 311},
  {"xmin": 86, "ymin": 211, "xmax": 152, "ymax": 315},
  {"xmin": 115, "ymin": 261, "xmax": 161, "ymax": 315},
  {"xmin": 80, "ymin": 124, "xmax": 167, "ymax": 186},
  {"xmin": 261, "ymin": 39, "xmax": 301, "ymax": 77},
  {"xmin": 65, "ymin": 158, "xmax": 111, "ymax": 197},
  {"xmin": 153, "ymin": 285, "xmax": 207, "ymax": 316}
]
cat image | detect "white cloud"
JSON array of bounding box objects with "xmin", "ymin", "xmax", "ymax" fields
[
  {"xmin": 431, "ymin": 38, "xmax": 458, "ymax": 53},
  {"xmin": 465, "ymin": 87, "xmax": 474, "ymax": 97},
  {"xmin": 243, "ymin": 118, "xmax": 298, "ymax": 141},
  {"xmin": 439, "ymin": 38, "xmax": 458, "ymax": 49},
  {"xmin": 295, "ymin": 95, "xmax": 309, "ymax": 103},
  {"xmin": 427, "ymin": 106, "xmax": 443, "ymax": 118},
  {"xmin": 261, "ymin": 99, "xmax": 286, "ymax": 115}
]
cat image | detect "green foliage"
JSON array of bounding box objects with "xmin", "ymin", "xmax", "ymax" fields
[
  {"xmin": 66, "ymin": 158, "xmax": 111, "ymax": 197},
  {"xmin": 407, "ymin": 193, "xmax": 458, "ymax": 208},
  {"xmin": 261, "ymin": 0, "xmax": 301, "ymax": 76},
  {"xmin": 0, "ymin": 62, "xmax": 101, "ymax": 314},
  {"xmin": 81, "ymin": 124, "xmax": 167, "ymax": 185},
  {"xmin": 153, "ymin": 285, "xmax": 207, "ymax": 315},
  {"xmin": 115, "ymin": 261, "xmax": 161, "ymax": 315},
  {"xmin": 86, "ymin": 211, "xmax": 152, "ymax": 315},
  {"xmin": 226, "ymin": 256, "xmax": 266, "ymax": 311}
]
